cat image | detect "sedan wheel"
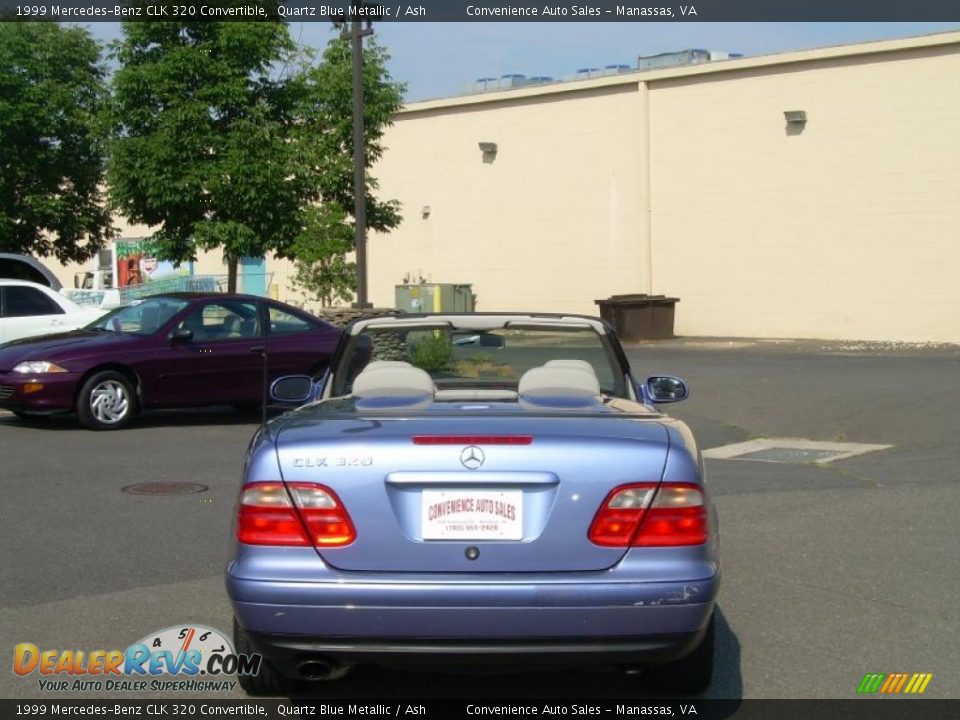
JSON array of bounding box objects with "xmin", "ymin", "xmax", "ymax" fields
[
  {"xmin": 77, "ymin": 371, "xmax": 137, "ymax": 430},
  {"xmin": 233, "ymin": 618, "xmax": 291, "ymax": 696}
]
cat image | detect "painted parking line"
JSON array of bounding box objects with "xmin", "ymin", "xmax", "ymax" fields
[{"xmin": 703, "ymin": 438, "xmax": 892, "ymax": 464}]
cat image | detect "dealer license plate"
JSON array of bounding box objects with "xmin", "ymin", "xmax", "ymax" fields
[{"xmin": 421, "ymin": 490, "xmax": 523, "ymax": 540}]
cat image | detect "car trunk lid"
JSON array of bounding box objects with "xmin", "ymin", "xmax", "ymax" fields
[{"xmin": 275, "ymin": 415, "xmax": 670, "ymax": 572}]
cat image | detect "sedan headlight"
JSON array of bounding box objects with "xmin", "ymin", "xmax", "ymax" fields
[{"xmin": 13, "ymin": 361, "xmax": 69, "ymax": 374}]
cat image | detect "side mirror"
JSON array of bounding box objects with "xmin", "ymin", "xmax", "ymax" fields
[
  {"xmin": 169, "ymin": 328, "xmax": 193, "ymax": 343},
  {"xmin": 645, "ymin": 375, "xmax": 689, "ymax": 403},
  {"xmin": 271, "ymin": 375, "xmax": 314, "ymax": 404}
]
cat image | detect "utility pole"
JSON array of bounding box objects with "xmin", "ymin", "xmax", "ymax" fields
[
  {"xmin": 333, "ymin": 16, "xmax": 375, "ymax": 308},
  {"xmin": 351, "ymin": 19, "xmax": 374, "ymax": 308}
]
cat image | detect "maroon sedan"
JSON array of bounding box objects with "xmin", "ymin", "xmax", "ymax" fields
[{"xmin": 0, "ymin": 293, "xmax": 341, "ymax": 430}]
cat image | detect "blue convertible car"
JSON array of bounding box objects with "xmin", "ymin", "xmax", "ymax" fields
[{"xmin": 226, "ymin": 313, "xmax": 719, "ymax": 695}]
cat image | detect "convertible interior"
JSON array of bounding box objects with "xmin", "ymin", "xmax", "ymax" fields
[{"xmin": 350, "ymin": 359, "xmax": 604, "ymax": 408}]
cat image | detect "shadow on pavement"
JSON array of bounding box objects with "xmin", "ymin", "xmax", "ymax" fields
[
  {"xmin": 0, "ymin": 406, "xmax": 268, "ymax": 431},
  {"xmin": 710, "ymin": 607, "xmax": 743, "ymax": 700}
]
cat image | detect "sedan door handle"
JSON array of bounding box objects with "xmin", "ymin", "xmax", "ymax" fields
[{"xmin": 250, "ymin": 345, "xmax": 266, "ymax": 352}]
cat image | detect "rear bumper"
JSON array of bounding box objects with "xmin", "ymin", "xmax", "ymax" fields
[
  {"xmin": 229, "ymin": 569, "xmax": 719, "ymax": 674},
  {"xmin": 244, "ymin": 627, "xmax": 711, "ymax": 677},
  {"xmin": 230, "ymin": 578, "xmax": 717, "ymax": 637}
]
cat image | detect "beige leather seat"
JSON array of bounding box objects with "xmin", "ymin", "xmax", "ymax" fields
[
  {"xmin": 518, "ymin": 365, "xmax": 601, "ymax": 401},
  {"xmin": 222, "ymin": 315, "xmax": 243, "ymax": 338},
  {"xmin": 352, "ymin": 362, "xmax": 436, "ymax": 409},
  {"xmin": 544, "ymin": 359, "xmax": 599, "ymax": 382},
  {"xmin": 139, "ymin": 305, "xmax": 162, "ymax": 335}
]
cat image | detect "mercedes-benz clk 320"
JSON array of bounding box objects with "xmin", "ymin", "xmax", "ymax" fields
[{"xmin": 226, "ymin": 313, "xmax": 719, "ymax": 695}]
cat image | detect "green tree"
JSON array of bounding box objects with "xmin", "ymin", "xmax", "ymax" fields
[
  {"xmin": 290, "ymin": 204, "xmax": 356, "ymax": 308},
  {"xmin": 0, "ymin": 23, "xmax": 113, "ymax": 263},
  {"xmin": 108, "ymin": 18, "xmax": 306, "ymax": 291},
  {"xmin": 298, "ymin": 36, "xmax": 404, "ymax": 232},
  {"xmin": 290, "ymin": 35, "xmax": 405, "ymax": 305}
]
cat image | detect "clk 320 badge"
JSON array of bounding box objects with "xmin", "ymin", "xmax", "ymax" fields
[{"xmin": 292, "ymin": 456, "xmax": 374, "ymax": 468}]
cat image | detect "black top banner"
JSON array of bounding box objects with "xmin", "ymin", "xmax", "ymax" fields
[{"xmin": 2, "ymin": 0, "xmax": 960, "ymax": 22}]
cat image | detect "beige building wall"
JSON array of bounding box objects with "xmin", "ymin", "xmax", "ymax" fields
[
  {"xmin": 373, "ymin": 32, "xmax": 960, "ymax": 342},
  {"xmin": 369, "ymin": 85, "xmax": 649, "ymax": 314},
  {"xmin": 649, "ymin": 43, "xmax": 960, "ymax": 342}
]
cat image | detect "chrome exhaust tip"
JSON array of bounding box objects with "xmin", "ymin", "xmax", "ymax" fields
[{"xmin": 297, "ymin": 658, "xmax": 349, "ymax": 681}]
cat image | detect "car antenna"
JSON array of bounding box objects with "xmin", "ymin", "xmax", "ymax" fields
[
  {"xmin": 260, "ymin": 341, "xmax": 270, "ymax": 432},
  {"xmin": 253, "ymin": 316, "xmax": 269, "ymax": 434}
]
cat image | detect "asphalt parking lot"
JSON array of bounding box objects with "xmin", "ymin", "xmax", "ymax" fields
[{"xmin": 1, "ymin": 338, "xmax": 958, "ymax": 700}]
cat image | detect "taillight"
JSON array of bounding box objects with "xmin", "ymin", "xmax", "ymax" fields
[
  {"xmin": 293, "ymin": 484, "xmax": 356, "ymax": 547},
  {"xmin": 237, "ymin": 482, "xmax": 356, "ymax": 547},
  {"xmin": 633, "ymin": 484, "xmax": 708, "ymax": 546},
  {"xmin": 587, "ymin": 483, "xmax": 657, "ymax": 546},
  {"xmin": 588, "ymin": 483, "xmax": 707, "ymax": 547}
]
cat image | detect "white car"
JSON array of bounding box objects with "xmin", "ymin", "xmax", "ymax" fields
[{"xmin": 0, "ymin": 280, "xmax": 106, "ymax": 344}]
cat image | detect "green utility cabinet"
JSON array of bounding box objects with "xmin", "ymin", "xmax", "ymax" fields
[{"xmin": 395, "ymin": 284, "xmax": 476, "ymax": 313}]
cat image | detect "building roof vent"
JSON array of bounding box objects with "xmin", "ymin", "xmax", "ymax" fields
[
  {"xmin": 637, "ymin": 49, "xmax": 710, "ymax": 71},
  {"xmin": 499, "ymin": 73, "xmax": 527, "ymax": 89},
  {"xmin": 472, "ymin": 77, "xmax": 498, "ymax": 92}
]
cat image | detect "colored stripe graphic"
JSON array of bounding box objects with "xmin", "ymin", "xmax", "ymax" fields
[
  {"xmin": 857, "ymin": 673, "xmax": 885, "ymax": 693},
  {"xmin": 858, "ymin": 672, "xmax": 933, "ymax": 695},
  {"xmin": 904, "ymin": 673, "xmax": 934, "ymax": 694},
  {"xmin": 888, "ymin": 673, "xmax": 909, "ymax": 693}
]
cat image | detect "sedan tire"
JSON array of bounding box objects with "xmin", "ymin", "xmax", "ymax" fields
[
  {"xmin": 234, "ymin": 618, "xmax": 290, "ymax": 697},
  {"xmin": 76, "ymin": 371, "xmax": 137, "ymax": 431}
]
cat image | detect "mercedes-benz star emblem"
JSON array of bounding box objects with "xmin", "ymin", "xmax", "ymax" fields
[{"xmin": 460, "ymin": 446, "xmax": 485, "ymax": 470}]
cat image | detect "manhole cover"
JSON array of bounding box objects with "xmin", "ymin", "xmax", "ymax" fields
[
  {"xmin": 122, "ymin": 482, "xmax": 209, "ymax": 495},
  {"xmin": 702, "ymin": 438, "xmax": 892, "ymax": 464}
]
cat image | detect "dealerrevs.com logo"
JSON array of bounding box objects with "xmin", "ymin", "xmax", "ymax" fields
[{"xmin": 13, "ymin": 625, "xmax": 262, "ymax": 692}]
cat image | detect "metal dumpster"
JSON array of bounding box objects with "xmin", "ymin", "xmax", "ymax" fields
[{"xmin": 595, "ymin": 294, "xmax": 679, "ymax": 340}]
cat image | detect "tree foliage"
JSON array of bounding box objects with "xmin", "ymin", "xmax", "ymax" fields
[
  {"xmin": 296, "ymin": 36, "xmax": 405, "ymax": 233},
  {"xmin": 290, "ymin": 204, "xmax": 355, "ymax": 308},
  {"xmin": 0, "ymin": 22, "xmax": 113, "ymax": 263},
  {"xmin": 289, "ymin": 35, "xmax": 405, "ymax": 306},
  {"xmin": 108, "ymin": 19, "xmax": 306, "ymax": 290},
  {"xmin": 108, "ymin": 21, "xmax": 405, "ymax": 297}
]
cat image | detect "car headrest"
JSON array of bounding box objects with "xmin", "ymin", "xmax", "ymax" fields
[
  {"xmin": 139, "ymin": 305, "xmax": 162, "ymax": 334},
  {"xmin": 352, "ymin": 362, "xmax": 435, "ymax": 410},
  {"xmin": 364, "ymin": 360, "xmax": 414, "ymax": 372},
  {"xmin": 222, "ymin": 315, "xmax": 242, "ymax": 336},
  {"xmin": 518, "ymin": 365, "xmax": 601, "ymax": 398},
  {"xmin": 544, "ymin": 359, "xmax": 598, "ymax": 377}
]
